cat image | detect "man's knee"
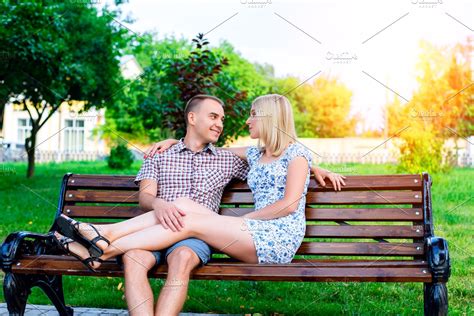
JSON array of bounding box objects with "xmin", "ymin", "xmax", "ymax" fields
[
  {"xmin": 123, "ymin": 249, "xmax": 156, "ymax": 274},
  {"xmin": 167, "ymin": 247, "xmax": 200, "ymax": 274}
]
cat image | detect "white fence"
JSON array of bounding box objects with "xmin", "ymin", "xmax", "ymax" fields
[
  {"xmin": 2, "ymin": 149, "xmax": 471, "ymax": 167},
  {"xmin": 311, "ymin": 152, "xmax": 473, "ymax": 167},
  {"xmin": 233, "ymin": 136, "xmax": 474, "ymax": 168},
  {"xmin": 1, "ymin": 149, "xmax": 106, "ymax": 163},
  {"xmin": 1, "ymin": 138, "xmax": 473, "ymax": 167}
]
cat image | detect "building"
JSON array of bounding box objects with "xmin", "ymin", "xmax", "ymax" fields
[{"xmin": 0, "ymin": 55, "xmax": 143, "ymax": 162}]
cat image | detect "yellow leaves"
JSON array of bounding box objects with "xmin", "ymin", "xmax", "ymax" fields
[{"xmin": 386, "ymin": 39, "xmax": 473, "ymax": 173}]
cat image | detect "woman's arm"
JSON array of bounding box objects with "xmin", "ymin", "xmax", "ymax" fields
[
  {"xmin": 243, "ymin": 157, "xmax": 308, "ymax": 220},
  {"xmin": 144, "ymin": 139, "xmax": 179, "ymax": 158}
]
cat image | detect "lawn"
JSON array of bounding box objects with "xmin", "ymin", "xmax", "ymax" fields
[{"xmin": 0, "ymin": 161, "xmax": 472, "ymax": 315}]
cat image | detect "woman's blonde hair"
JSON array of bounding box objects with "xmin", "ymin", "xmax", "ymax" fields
[{"xmin": 252, "ymin": 94, "xmax": 297, "ymax": 156}]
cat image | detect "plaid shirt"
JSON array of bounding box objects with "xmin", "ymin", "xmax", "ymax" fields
[{"xmin": 135, "ymin": 139, "xmax": 249, "ymax": 213}]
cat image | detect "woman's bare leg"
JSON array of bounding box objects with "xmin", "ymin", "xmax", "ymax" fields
[
  {"xmin": 61, "ymin": 198, "xmax": 214, "ymax": 250},
  {"xmin": 58, "ymin": 211, "xmax": 159, "ymax": 251},
  {"xmin": 99, "ymin": 198, "xmax": 258, "ymax": 265}
]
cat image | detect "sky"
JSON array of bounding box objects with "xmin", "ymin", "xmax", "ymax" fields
[{"xmin": 103, "ymin": 0, "xmax": 473, "ymax": 132}]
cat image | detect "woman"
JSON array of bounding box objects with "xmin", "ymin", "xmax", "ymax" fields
[{"xmin": 54, "ymin": 94, "xmax": 345, "ymax": 270}]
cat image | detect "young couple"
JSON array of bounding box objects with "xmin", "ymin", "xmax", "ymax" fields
[{"xmin": 53, "ymin": 94, "xmax": 346, "ymax": 315}]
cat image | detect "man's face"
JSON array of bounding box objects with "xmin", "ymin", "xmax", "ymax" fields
[{"xmin": 189, "ymin": 99, "xmax": 225, "ymax": 143}]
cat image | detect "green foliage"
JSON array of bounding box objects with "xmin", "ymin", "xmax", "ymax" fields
[
  {"xmin": 386, "ymin": 38, "xmax": 473, "ymax": 174},
  {"xmin": 396, "ymin": 126, "xmax": 446, "ymax": 174},
  {"xmin": 106, "ymin": 33, "xmax": 357, "ymax": 144},
  {"xmin": 268, "ymin": 76, "xmax": 355, "ymax": 137},
  {"xmin": 107, "ymin": 144, "xmax": 134, "ymax": 169},
  {"xmin": 0, "ymin": 0, "xmax": 127, "ymax": 110},
  {"xmin": 107, "ymin": 34, "xmax": 259, "ymax": 146}
]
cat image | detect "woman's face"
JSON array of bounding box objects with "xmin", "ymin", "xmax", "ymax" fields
[{"xmin": 246, "ymin": 106, "xmax": 261, "ymax": 139}]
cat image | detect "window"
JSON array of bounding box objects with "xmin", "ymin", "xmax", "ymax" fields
[
  {"xmin": 64, "ymin": 119, "xmax": 85, "ymax": 151},
  {"xmin": 18, "ymin": 119, "xmax": 32, "ymax": 144}
]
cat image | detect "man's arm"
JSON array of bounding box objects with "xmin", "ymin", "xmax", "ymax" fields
[
  {"xmin": 223, "ymin": 147, "xmax": 247, "ymax": 160},
  {"xmin": 138, "ymin": 179, "xmax": 161, "ymax": 211},
  {"xmin": 138, "ymin": 179, "xmax": 186, "ymax": 232}
]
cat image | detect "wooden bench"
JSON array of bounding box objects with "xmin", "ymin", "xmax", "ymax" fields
[{"xmin": 1, "ymin": 172, "xmax": 451, "ymax": 315}]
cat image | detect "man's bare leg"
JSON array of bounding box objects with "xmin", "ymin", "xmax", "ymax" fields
[
  {"xmin": 155, "ymin": 247, "xmax": 200, "ymax": 315},
  {"xmin": 123, "ymin": 249, "xmax": 156, "ymax": 316}
]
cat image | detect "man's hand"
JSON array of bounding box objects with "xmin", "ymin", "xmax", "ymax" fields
[
  {"xmin": 312, "ymin": 166, "xmax": 346, "ymax": 191},
  {"xmin": 152, "ymin": 199, "xmax": 186, "ymax": 232}
]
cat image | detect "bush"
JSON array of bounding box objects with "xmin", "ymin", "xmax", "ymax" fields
[
  {"xmin": 396, "ymin": 126, "xmax": 449, "ymax": 174},
  {"xmin": 107, "ymin": 144, "xmax": 134, "ymax": 169}
]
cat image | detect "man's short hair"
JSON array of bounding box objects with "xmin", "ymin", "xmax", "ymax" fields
[{"xmin": 184, "ymin": 94, "xmax": 224, "ymax": 126}]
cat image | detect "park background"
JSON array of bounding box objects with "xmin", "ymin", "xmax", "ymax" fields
[{"xmin": 0, "ymin": 0, "xmax": 473, "ymax": 315}]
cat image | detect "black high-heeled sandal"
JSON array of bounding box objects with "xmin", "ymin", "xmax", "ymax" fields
[
  {"xmin": 55, "ymin": 214, "xmax": 110, "ymax": 257},
  {"xmin": 54, "ymin": 234, "xmax": 104, "ymax": 273}
]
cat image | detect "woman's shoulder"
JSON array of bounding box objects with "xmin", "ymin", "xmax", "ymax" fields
[
  {"xmin": 287, "ymin": 142, "xmax": 307, "ymax": 154},
  {"xmin": 286, "ymin": 142, "xmax": 313, "ymax": 163},
  {"xmin": 246, "ymin": 145, "xmax": 260, "ymax": 156},
  {"xmin": 246, "ymin": 145, "xmax": 263, "ymax": 165}
]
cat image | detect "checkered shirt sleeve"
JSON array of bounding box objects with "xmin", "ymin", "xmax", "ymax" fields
[{"xmin": 134, "ymin": 156, "xmax": 160, "ymax": 185}]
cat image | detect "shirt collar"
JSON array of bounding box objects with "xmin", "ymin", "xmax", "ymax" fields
[{"xmin": 175, "ymin": 138, "xmax": 217, "ymax": 156}]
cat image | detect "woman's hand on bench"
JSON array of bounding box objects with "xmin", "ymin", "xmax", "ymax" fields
[{"xmin": 311, "ymin": 166, "xmax": 346, "ymax": 191}]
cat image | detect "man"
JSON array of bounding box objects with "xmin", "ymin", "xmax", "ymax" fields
[
  {"xmin": 125, "ymin": 94, "xmax": 247, "ymax": 315},
  {"xmin": 124, "ymin": 94, "xmax": 345, "ymax": 315}
]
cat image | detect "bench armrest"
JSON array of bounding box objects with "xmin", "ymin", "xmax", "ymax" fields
[
  {"xmin": 425, "ymin": 236, "xmax": 451, "ymax": 283},
  {"xmin": 1, "ymin": 231, "xmax": 56, "ymax": 272}
]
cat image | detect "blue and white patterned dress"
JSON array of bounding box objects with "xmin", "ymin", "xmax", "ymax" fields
[{"xmin": 243, "ymin": 143, "xmax": 312, "ymax": 264}]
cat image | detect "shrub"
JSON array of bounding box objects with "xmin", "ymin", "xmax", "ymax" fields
[
  {"xmin": 107, "ymin": 144, "xmax": 134, "ymax": 169},
  {"xmin": 396, "ymin": 126, "xmax": 449, "ymax": 174}
]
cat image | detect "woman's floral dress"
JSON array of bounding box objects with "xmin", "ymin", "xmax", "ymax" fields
[{"xmin": 243, "ymin": 143, "xmax": 312, "ymax": 264}]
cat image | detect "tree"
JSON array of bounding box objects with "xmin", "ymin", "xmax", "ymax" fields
[
  {"xmin": 103, "ymin": 34, "xmax": 193, "ymax": 143},
  {"xmin": 0, "ymin": 1, "xmax": 128, "ymax": 177},
  {"xmin": 384, "ymin": 37, "xmax": 473, "ymax": 173},
  {"xmin": 268, "ymin": 76, "xmax": 315, "ymax": 137},
  {"xmin": 309, "ymin": 77, "xmax": 355, "ymax": 137},
  {"xmin": 107, "ymin": 34, "xmax": 267, "ymax": 146},
  {"xmin": 269, "ymin": 76, "xmax": 355, "ymax": 137}
]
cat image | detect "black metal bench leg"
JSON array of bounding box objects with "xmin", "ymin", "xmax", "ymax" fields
[
  {"xmin": 36, "ymin": 275, "xmax": 74, "ymax": 316},
  {"xmin": 3, "ymin": 272, "xmax": 30, "ymax": 316},
  {"xmin": 3, "ymin": 273, "xmax": 73, "ymax": 316},
  {"xmin": 424, "ymin": 282, "xmax": 448, "ymax": 316},
  {"xmin": 424, "ymin": 237, "xmax": 451, "ymax": 316}
]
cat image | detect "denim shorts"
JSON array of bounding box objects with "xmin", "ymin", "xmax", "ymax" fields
[{"xmin": 151, "ymin": 238, "xmax": 212, "ymax": 266}]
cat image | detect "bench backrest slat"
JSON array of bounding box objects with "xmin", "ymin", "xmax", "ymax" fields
[
  {"xmin": 65, "ymin": 206, "xmax": 423, "ymax": 221},
  {"xmin": 67, "ymin": 175, "xmax": 422, "ymax": 191},
  {"xmin": 64, "ymin": 190, "xmax": 422, "ymax": 205}
]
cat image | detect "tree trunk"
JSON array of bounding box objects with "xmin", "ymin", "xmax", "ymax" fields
[{"xmin": 25, "ymin": 130, "xmax": 37, "ymax": 178}]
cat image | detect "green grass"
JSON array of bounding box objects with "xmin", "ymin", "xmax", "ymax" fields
[{"xmin": 0, "ymin": 161, "xmax": 472, "ymax": 315}]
